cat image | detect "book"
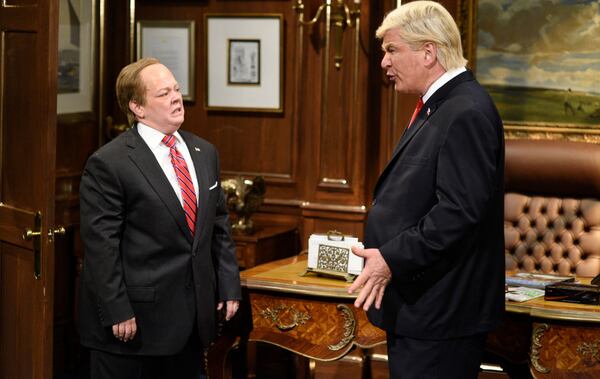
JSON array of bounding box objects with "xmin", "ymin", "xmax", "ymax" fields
[
  {"xmin": 505, "ymin": 272, "xmax": 575, "ymax": 289},
  {"xmin": 545, "ymin": 282, "xmax": 600, "ymax": 305},
  {"xmin": 506, "ymin": 286, "xmax": 546, "ymax": 302}
]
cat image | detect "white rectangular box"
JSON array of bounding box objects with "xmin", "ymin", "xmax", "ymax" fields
[{"xmin": 307, "ymin": 234, "xmax": 364, "ymax": 277}]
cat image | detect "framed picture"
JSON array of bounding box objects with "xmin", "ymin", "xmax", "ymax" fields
[
  {"xmin": 136, "ymin": 20, "xmax": 196, "ymax": 101},
  {"xmin": 457, "ymin": 0, "xmax": 600, "ymax": 140},
  {"xmin": 205, "ymin": 14, "xmax": 283, "ymax": 112},
  {"xmin": 228, "ymin": 39, "xmax": 261, "ymax": 85},
  {"xmin": 57, "ymin": 0, "xmax": 96, "ymax": 114}
]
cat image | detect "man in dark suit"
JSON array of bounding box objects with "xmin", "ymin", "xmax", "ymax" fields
[
  {"xmin": 348, "ymin": 2, "xmax": 505, "ymax": 378},
  {"xmin": 79, "ymin": 57, "xmax": 241, "ymax": 379}
]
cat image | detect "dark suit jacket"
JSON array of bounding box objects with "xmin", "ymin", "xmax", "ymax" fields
[
  {"xmin": 78, "ymin": 125, "xmax": 241, "ymax": 355},
  {"xmin": 366, "ymin": 71, "xmax": 505, "ymax": 339}
]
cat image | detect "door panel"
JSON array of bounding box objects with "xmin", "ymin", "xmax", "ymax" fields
[
  {"xmin": 3, "ymin": 32, "xmax": 38, "ymax": 207},
  {"xmin": 1, "ymin": 243, "xmax": 35, "ymax": 379},
  {"xmin": 0, "ymin": 0, "xmax": 58, "ymax": 378}
]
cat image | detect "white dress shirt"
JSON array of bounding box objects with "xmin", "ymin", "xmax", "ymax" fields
[
  {"xmin": 422, "ymin": 67, "xmax": 467, "ymax": 103},
  {"xmin": 137, "ymin": 123, "xmax": 199, "ymax": 207}
]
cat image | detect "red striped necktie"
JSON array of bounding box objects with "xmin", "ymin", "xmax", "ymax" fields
[
  {"xmin": 408, "ymin": 98, "xmax": 424, "ymax": 129},
  {"xmin": 162, "ymin": 135, "xmax": 197, "ymax": 236}
]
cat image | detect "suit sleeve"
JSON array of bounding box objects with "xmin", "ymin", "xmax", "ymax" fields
[
  {"xmin": 210, "ymin": 150, "xmax": 242, "ymax": 301},
  {"xmin": 80, "ymin": 153, "xmax": 134, "ymax": 326},
  {"xmin": 379, "ymin": 103, "xmax": 501, "ymax": 280}
]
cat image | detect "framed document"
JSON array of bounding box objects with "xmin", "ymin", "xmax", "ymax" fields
[{"xmin": 136, "ymin": 20, "xmax": 196, "ymax": 101}]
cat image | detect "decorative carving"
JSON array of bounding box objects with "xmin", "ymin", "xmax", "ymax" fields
[
  {"xmin": 260, "ymin": 304, "xmax": 311, "ymax": 331},
  {"xmin": 531, "ymin": 323, "xmax": 550, "ymax": 373},
  {"xmin": 317, "ymin": 244, "xmax": 350, "ymax": 272},
  {"xmin": 577, "ymin": 339, "xmax": 600, "ymax": 364},
  {"xmin": 328, "ymin": 304, "xmax": 356, "ymax": 351}
]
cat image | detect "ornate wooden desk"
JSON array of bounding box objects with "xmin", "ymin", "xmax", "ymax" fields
[
  {"xmin": 207, "ymin": 256, "xmax": 600, "ymax": 379},
  {"xmin": 489, "ymin": 281, "xmax": 600, "ymax": 379},
  {"xmin": 206, "ymin": 254, "xmax": 386, "ymax": 379}
]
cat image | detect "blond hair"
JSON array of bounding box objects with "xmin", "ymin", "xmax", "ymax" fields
[
  {"xmin": 115, "ymin": 57, "xmax": 160, "ymax": 125},
  {"xmin": 376, "ymin": 1, "xmax": 467, "ymax": 70}
]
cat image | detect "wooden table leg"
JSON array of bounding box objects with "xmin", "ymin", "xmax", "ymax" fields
[
  {"xmin": 360, "ymin": 348, "xmax": 373, "ymax": 379},
  {"xmin": 293, "ymin": 355, "xmax": 315, "ymax": 379},
  {"xmin": 246, "ymin": 342, "xmax": 257, "ymax": 379},
  {"xmin": 206, "ymin": 334, "xmax": 239, "ymax": 379}
]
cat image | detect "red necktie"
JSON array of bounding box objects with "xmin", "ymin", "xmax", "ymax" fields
[
  {"xmin": 162, "ymin": 135, "xmax": 197, "ymax": 236},
  {"xmin": 408, "ymin": 98, "xmax": 424, "ymax": 129}
]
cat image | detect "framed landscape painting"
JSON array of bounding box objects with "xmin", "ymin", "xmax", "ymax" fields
[{"xmin": 457, "ymin": 0, "xmax": 600, "ymax": 140}]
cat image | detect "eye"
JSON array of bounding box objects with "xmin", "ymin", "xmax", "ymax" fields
[
  {"xmin": 158, "ymin": 92, "xmax": 168, "ymax": 97},
  {"xmin": 174, "ymin": 86, "xmax": 180, "ymax": 93}
]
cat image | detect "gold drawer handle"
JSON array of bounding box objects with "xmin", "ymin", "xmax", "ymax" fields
[{"xmin": 260, "ymin": 305, "xmax": 311, "ymax": 331}]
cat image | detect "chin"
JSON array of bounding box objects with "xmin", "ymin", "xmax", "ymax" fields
[{"xmin": 171, "ymin": 115, "xmax": 184, "ymax": 126}]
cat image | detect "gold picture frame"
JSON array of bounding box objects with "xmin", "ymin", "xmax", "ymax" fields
[
  {"xmin": 136, "ymin": 20, "xmax": 196, "ymax": 102},
  {"xmin": 205, "ymin": 14, "xmax": 283, "ymax": 112},
  {"xmin": 457, "ymin": 0, "xmax": 600, "ymax": 142}
]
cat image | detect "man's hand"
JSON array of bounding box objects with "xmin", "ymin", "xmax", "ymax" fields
[
  {"xmin": 348, "ymin": 247, "xmax": 392, "ymax": 311},
  {"xmin": 112, "ymin": 317, "xmax": 137, "ymax": 342},
  {"xmin": 217, "ymin": 300, "xmax": 240, "ymax": 321}
]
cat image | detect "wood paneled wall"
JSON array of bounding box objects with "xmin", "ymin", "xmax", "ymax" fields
[
  {"xmin": 51, "ymin": 0, "xmax": 461, "ymax": 375},
  {"xmin": 133, "ymin": 0, "xmax": 400, "ymax": 247},
  {"xmin": 97, "ymin": 0, "xmax": 459, "ymax": 248}
]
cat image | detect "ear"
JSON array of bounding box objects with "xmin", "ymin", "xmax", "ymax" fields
[
  {"xmin": 129, "ymin": 100, "xmax": 144, "ymax": 119},
  {"xmin": 422, "ymin": 42, "xmax": 438, "ymax": 68}
]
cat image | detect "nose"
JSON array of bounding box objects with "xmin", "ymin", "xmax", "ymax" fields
[
  {"xmin": 381, "ymin": 53, "xmax": 390, "ymax": 69},
  {"xmin": 171, "ymin": 91, "xmax": 182, "ymax": 103}
]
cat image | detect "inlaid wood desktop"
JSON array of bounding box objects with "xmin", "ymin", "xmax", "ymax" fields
[
  {"xmin": 207, "ymin": 256, "xmax": 600, "ymax": 379},
  {"xmin": 206, "ymin": 254, "xmax": 385, "ymax": 379},
  {"xmin": 240, "ymin": 254, "xmax": 385, "ymax": 357},
  {"xmin": 493, "ymin": 276, "xmax": 600, "ymax": 379}
]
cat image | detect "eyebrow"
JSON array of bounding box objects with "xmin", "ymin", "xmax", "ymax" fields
[
  {"xmin": 154, "ymin": 84, "xmax": 179, "ymax": 93},
  {"xmin": 381, "ymin": 42, "xmax": 394, "ymax": 51}
]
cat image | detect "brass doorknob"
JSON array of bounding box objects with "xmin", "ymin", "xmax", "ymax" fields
[
  {"xmin": 22, "ymin": 229, "xmax": 41, "ymax": 241},
  {"xmin": 48, "ymin": 226, "xmax": 66, "ymax": 242}
]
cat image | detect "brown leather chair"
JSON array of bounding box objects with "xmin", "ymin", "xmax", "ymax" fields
[{"xmin": 504, "ymin": 139, "xmax": 600, "ymax": 277}]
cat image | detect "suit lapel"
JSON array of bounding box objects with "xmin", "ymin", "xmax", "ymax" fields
[
  {"xmin": 179, "ymin": 131, "xmax": 209, "ymax": 250},
  {"xmin": 127, "ymin": 126, "xmax": 194, "ymax": 244},
  {"xmin": 373, "ymin": 71, "xmax": 475, "ymax": 197}
]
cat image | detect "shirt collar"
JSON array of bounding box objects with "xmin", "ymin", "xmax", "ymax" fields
[
  {"xmin": 137, "ymin": 122, "xmax": 183, "ymax": 149},
  {"xmin": 422, "ymin": 67, "xmax": 467, "ymax": 103}
]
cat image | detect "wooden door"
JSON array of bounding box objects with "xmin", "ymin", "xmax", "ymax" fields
[{"xmin": 0, "ymin": 0, "xmax": 59, "ymax": 378}]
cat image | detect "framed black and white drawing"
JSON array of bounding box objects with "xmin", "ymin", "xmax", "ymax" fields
[
  {"xmin": 205, "ymin": 14, "xmax": 282, "ymax": 112},
  {"xmin": 228, "ymin": 39, "xmax": 261, "ymax": 85}
]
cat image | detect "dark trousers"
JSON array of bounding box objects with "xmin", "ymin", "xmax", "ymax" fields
[
  {"xmin": 90, "ymin": 334, "xmax": 203, "ymax": 379},
  {"xmin": 386, "ymin": 332, "xmax": 487, "ymax": 379}
]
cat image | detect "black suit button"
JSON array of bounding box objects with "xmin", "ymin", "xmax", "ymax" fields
[{"xmin": 192, "ymin": 252, "xmax": 197, "ymax": 257}]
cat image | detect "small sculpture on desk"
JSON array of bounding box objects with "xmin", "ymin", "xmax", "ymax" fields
[{"xmin": 221, "ymin": 176, "xmax": 266, "ymax": 235}]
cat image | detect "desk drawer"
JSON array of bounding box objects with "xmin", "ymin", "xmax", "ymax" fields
[
  {"xmin": 531, "ymin": 322, "xmax": 600, "ymax": 378},
  {"xmin": 248, "ymin": 292, "xmax": 385, "ymax": 361}
]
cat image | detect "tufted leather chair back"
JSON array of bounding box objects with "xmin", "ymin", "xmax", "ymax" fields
[{"xmin": 504, "ymin": 139, "xmax": 600, "ymax": 277}]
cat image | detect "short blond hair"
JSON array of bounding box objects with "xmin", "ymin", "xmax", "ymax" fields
[
  {"xmin": 376, "ymin": 1, "xmax": 467, "ymax": 70},
  {"xmin": 115, "ymin": 57, "xmax": 160, "ymax": 125}
]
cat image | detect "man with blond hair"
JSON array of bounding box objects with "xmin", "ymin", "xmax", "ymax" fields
[
  {"xmin": 78, "ymin": 57, "xmax": 241, "ymax": 378},
  {"xmin": 349, "ymin": 2, "xmax": 504, "ymax": 378}
]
